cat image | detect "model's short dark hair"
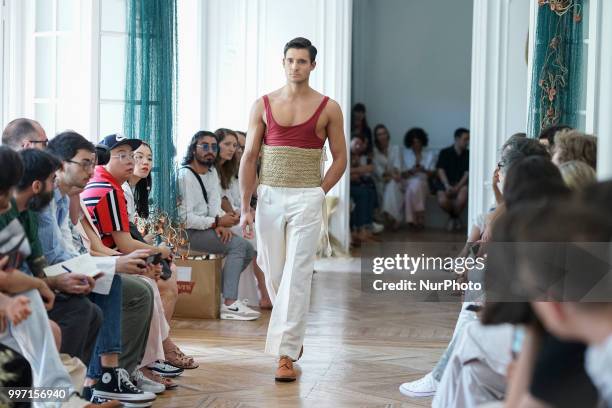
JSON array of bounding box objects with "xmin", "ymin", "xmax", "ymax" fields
[
  {"xmin": 2, "ymin": 118, "xmax": 40, "ymax": 149},
  {"xmin": 284, "ymin": 37, "xmax": 317, "ymax": 62},
  {"xmin": 404, "ymin": 128, "xmax": 429, "ymax": 149},
  {"xmin": 0, "ymin": 146, "xmax": 24, "ymax": 193},
  {"xmin": 46, "ymin": 131, "xmax": 95, "ymax": 162},
  {"xmin": 17, "ymin": 149, "xmax": 61, "ymax": 191},
  {"xmin": 182, "ymin": 130, "xmax": 217, "ymax": 166},
  {"xmin": 454, "ymin": 127, "xmax": 469, "ymax": 139}
]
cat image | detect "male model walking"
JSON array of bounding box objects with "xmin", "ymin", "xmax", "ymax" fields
[{"xmin": 239, "ymin": 37, "xmax": 347, "ymax": 382}]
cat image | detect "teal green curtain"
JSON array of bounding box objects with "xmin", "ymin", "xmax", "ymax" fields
[
  {"xmin": 124, "ymin": 0, "xmax": 178, "ymax": 219},
  {"xmin": 528, "ymin": 1, "xmax": 585, "ymax": 137}
]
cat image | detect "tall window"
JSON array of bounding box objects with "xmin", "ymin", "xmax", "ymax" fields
[
  {"xmin": 99, "ymin": 0, "xmax": 127, "ymax": 137},
  {"xmin": 26, "ymin": 0, "xmax": 81, "ymax": 136}
]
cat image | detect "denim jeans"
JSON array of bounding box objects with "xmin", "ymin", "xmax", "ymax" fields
[
  {"xmin": 350, "ymin": 182, "xmax": 377, "ymax": 229},
  {"xmin": 87, "ymin": 274, "xmax": 122, "ymax": 379}
]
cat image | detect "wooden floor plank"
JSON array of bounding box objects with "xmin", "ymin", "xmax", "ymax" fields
[{"xmin": 158, "ymin": 229, "xmax": 462, "ymax": 407}]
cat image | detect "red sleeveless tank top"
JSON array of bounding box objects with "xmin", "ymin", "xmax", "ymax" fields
[{"xmin": 263, "ymin": 94, "xmax": 329, "ymax": 149}]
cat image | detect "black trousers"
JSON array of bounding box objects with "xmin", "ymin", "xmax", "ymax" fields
[{"xmin": 47, "ymin": 293, "xmax": 102, "ymax": 364}]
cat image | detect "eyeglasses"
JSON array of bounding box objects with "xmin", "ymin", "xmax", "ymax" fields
[
  {"xmin": 497, "ymin": 160, "xmax": 506, "ymax": 169},
  {"xmin": 134, "ymin": 153, "xmax": 152, "ymax": 163},
  {"xmin": 196, "ymin": 143, "xmax": 218, "ymax": 152},
  {"xmin": 26, "ymin": 139, "xmax": 48, "ymax": 147},
  {"xmin": 67, "ymin": 159, "xmax": 97, "ymax": 171},
  {"xmin": 110, "ymin": 153, "xmax": 135, "ymax": 163}
]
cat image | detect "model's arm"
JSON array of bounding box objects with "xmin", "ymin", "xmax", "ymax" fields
[
  {"xmin": 239, "ymin": 99, "xmax": 265, "ymax": 214},
  {"xmin": 321, "ymin": 101, "xmax": 348, "ymax": 193}
]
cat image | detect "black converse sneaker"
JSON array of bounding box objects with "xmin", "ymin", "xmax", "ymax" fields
[{"xmin": 92, "ymin": 367, "xmax": 156, "ymax": 405}]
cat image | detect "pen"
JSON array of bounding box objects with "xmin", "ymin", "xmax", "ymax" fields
[{"xmin": 61, "ymin": 265, "xmax": 72, "ymax": 273}]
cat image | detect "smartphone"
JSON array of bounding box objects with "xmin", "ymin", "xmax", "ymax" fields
[
  {"xmin": 0, "ymin": 251, "xmax": 22, "ymax": 271},
  {"xmin": 146, "ymin": 253, "xmax": 163, "ymax": 265}
]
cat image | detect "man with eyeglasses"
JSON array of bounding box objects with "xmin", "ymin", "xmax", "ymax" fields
[
  {"xmin": 1, "ymin": 118, "xmax": 49, "ymax": 150},
  {"xmin": 178, "ymin": 130, "xmax": 260, "ymax": 321},
  {"xmin": 39, "ymin": 132, "xmax": 158, "ymax": 404}
]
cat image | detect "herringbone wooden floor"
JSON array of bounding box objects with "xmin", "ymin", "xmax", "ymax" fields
[{"xmin": 158, "ymin": 230, "xmax": 463, "ymax": 408}]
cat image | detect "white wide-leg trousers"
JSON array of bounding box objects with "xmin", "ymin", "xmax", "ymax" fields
[{"xmin": 255, "ymin": 184, "xmax": 325, "ymax": 360}]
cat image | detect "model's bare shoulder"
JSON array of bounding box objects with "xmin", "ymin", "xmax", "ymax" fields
[{"xmin": 324, "ymin": 98, "xmax": 343, "ymax": 120}]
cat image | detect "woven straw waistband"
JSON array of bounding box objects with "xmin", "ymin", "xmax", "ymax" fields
[{"xmin": 259, "ymin": 145, "xmax": 322, "ymax": 188}]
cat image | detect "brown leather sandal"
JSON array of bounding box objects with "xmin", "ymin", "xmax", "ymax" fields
[{"xmin": 164, "ymin": 343, "xmax": 199, "ymax": 369}]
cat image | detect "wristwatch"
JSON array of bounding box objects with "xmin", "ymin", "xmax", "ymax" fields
[{"xmin": 213, "ymin": 215, "xmax": 220, "ymax": 228}]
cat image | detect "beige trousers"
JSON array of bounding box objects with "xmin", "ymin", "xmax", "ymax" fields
[{"xmin": 255, "ymin": 184, "xmax": 325, "ymax": 360}]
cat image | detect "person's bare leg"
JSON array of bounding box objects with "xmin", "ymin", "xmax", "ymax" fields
[
  {"xmin": 49, "ymin": 320, "xmax": 62, "ymax": 351},
  {"xmin": 453, "ymin": 186, "xmax": 468, "ymax": 216},
  {"xmin": 157, "ymin": 266, "xmax": 178, "ymax": 322},
  {"xmin": 415, "ymin": 211, "xmax": 426, "ymax": 228},
  {"xmin": 253, "ymin": 260, "xmax": 272, "ymax": 309},
  {"xmin": 437, "ymin": 191, "xmax": 452, "ymax": 215}
]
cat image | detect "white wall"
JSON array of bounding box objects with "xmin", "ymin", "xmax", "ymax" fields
[{"xmin": 352, "ymin": 0, "xmax": 473, "ymax": 149}]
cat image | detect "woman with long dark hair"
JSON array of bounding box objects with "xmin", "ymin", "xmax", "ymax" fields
[
  {"xmin": 123, "ymin": 142, "xmax": 199, "ymax": 377},
  {"xmin": 214, "ymin": 128, "xmax": 272, "ymax": 309},
  {"xmin": 372, "ymin": 124, "xmax": 403, "ymax": 229},
  {"xmin": 351, "ymin": 103, "xmax": 373, "ymax": 154}
]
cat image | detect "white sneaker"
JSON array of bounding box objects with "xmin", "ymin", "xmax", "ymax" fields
[
  {"xmin": 399, "ymin": 372, "xmax": 438, "ymax": 398},
  {"xmin": 372, "ymin": 222, "xmax": 385, "ymax": 234},
  {"xmin": 220, "ymin": 299, "xmax": 261, "ymax": 320},
  {"xmin": 132, "ymin": 370, "xmax": 165, "ymax": 394}
]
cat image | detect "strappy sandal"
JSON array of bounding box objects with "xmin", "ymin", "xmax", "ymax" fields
[{"xmin": 164, "ymin": 343, "xmax": 199, "ymax": 369}]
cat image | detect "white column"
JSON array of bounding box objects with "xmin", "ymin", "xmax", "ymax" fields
[
  {"xmin": 592, "ymin": 0, "xmax": 612, "ymax": 180},
  {"xmin": 469, "ymin": 0, "xmax": 530, "ymax": 230}
]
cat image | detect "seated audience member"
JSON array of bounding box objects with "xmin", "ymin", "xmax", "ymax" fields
[
  {"xmin": 551, "ymin": 129, "xmax": 597, "ymax": 169},
  {"xmin": 433, "ymin": 156, "xmax": 574, "ymax": 408},
  {"xmin": 351, "ymin": 103, "xmax": 373, "ymax": 154},
  {"xmin": 214, "ymin": 128, "xmax": 271, "ymax": 309},
  {"xmin": 537, "ymin": 124, "xmax": 571, "ymax": 153},
  {"xmin": 5, "ymin": 148, "xmax": 103, "ymax": 370},
  {"xmin": 178, "ymin": 131, "xmax": 260, "ymax": 320},
  {"xmin": 0, "ymin": 147, "xmax": 80, "ymax": 400},
  {"xmin": 558, "ymin": 160, "xmax": 597, "ymax": 191},
  {"xmin": 498, "ymin": 205, "xmax": 608, "ymax": 408},
  {"xmin": 492, "ymin": 132, "xmax": 526, "ymax": 205},
  {"xmin": 399, "ymin": 134, "xmax": 548, "ymax": 399},
  {"xmin": 350, "ymin": 137, "xmax": 379, "ymax": 244},
  {"xmin": 402, "ymin": 128, "xmax": 436, "ymax": 229},
  {"xmin": 122, "ymin": 140, "xmax": 199, "ymax": 374},
  {"xmin": 433, "ymin": 128, "xmax": 470, "ymax": 231},
  {"xmin": 372, "ymin": 124, "xmax": 403, "ymax": 230},
  {"xmin": 1, "ymin": 118, "xmax": 48, "ymax": 150},
  {"xmin": 42, "ymin": 133, "xmax": 157, "ymax": 404}
]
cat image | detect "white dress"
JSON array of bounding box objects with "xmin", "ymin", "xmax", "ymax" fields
[
  {"xmin": 373, "ymin": 145, "xmax": 404, "ymax": 221},
  {"xmin": 402, "ymin": 148, "xmax": 437, "ymax": 223}
]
